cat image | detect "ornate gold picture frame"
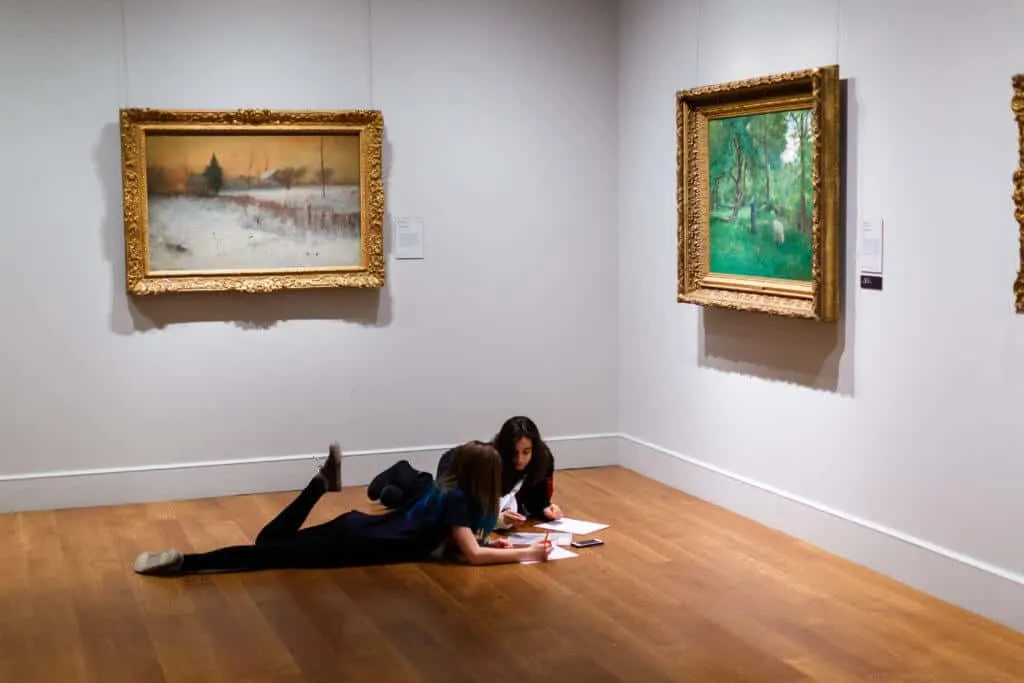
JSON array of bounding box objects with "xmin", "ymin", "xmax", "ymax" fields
[
  {"xmin": 1013, "ymin": 75, "xmax": 1024, "ymax": 313},
  {"xmin": 119, "ymin": 107, "xmax": 385, "ymax": 295},
  {"xmin": 677, "ymin": 65, "xmax": 841, "ymax": 321}
]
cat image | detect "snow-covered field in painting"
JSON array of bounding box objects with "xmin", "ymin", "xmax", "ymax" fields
[{"xmin": 147, "ymin": 185, "xmax": 361, "ymax": 271}]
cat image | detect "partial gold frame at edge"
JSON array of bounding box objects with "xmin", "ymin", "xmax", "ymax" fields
[
  {"xmin": 1012, "ymin": 75, "xmax": 1024, "ymax": 313},
  {"xmin": 119, "ymin": 107, "xmax": 386, "ymax": 295},
  {"xmin": 677, "ymin": 65, "xmax": 841, "ymax": 322}
]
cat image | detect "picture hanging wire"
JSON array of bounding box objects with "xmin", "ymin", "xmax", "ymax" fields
[
  {"xmin": 692, "ymin": 0, "xmax": 843, "ymax": 85},
  {"xmin": 120, "ymin": 0, "xmax": 130, "ymax": 107},
  {"xmin": 367, "ymin": 0, "xmax": 375, "ymax": 107},
  {"xmin": 834, "ymin": 0, "xmax": 842, "ymax": 64},
  {"xmin": 694, "ymin": 0, "xmax": 701, "ymax": 87}
]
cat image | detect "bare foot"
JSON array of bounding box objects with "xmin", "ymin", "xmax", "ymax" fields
[{"xmin": 319, "ymin": 442, "xmax": 342, "ymax": 492}]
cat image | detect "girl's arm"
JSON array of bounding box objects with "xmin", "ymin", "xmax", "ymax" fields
[
  {"xmin": 450, "ymin": 526, "xmax": 548, "ymax": 565},
  {"xmin": 495, "ymin": 490, "xmax": 525, "ymax": 529},
  {"xmin": 521, "ymin": 458, "xmax": 559, "ymax": 519}
]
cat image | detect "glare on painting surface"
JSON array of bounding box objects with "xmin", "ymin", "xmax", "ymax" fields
[
  {"xmin": 144, "ymin": 133, "xmax": 361, "ymax": 272},
  {"xmin": 707, "ymin": 108, "xmax": 813, "ymax": 282}
]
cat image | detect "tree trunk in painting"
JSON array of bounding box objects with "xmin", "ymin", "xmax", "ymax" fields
[
  {"xmin": 728, "ymin": 132, "xmax": 745, "ymax": 223},
  {"xmin": 798, "ymin": 114, "xmax": 808, "ymax": 234}
]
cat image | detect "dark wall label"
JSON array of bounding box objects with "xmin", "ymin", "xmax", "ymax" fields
[{"xmin": 860, "ymin": 274, "xmax": 883, "ymax": 290}]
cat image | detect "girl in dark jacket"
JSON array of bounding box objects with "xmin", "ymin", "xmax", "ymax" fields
[{"xmin": 368, "ymin": 416, "xmax": 563, "ymax": 529}]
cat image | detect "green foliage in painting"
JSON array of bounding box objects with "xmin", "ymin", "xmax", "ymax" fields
[{"xmin": 707, "ymin": 109, "xmax": 813, "ymax": 281}]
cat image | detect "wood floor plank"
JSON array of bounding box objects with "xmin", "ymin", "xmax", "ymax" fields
[
  {"xmin": 2, "ymin": 511, "xmax": 90, "ymax": 683},
  {"xmin": 174, "ymin": 498, "xmax": 302, "ymax": 681},
  {"xmin": 257, "ymin": 569, "xmax": 426, "ymax": 683},
  {"xmin": 55, "ymin": 507, "xmax": 168, "ymax": 683},
  {"xmin": 0, "ymin": 466, "xmax": 1021, "ymax": 682}
]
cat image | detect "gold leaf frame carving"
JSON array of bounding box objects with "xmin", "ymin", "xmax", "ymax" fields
[
  {"xmin": 676, "ymin": 65, "xmax": 841, "ymax": 321},
  {"xmin": 119, "ymin": 107, "xmax": 385, "ymax": 295},
  {"xmin": 1013, "ymin": 75, "xmax": 1024, "ymax": 313}
]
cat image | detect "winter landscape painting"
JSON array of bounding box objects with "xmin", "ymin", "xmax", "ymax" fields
[
  {"xmin": 120, "ymin": 108, "xmax": 385, "ymax": 295},
  {"xmin": 676, "ymin": 65, "xmax": 841, "ymax": 321},
  {"xmin": 1013, "ymin": 73, "xmax": 1024, "ymax": 314},
  {"xmin": 145, "ymin": 133, "xmax": 362, "ymax": 271}
]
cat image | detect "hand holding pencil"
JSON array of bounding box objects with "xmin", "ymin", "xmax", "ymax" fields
[{"xmin": 525, "ymin": 532, "xmax": 554, "ymax": 562}]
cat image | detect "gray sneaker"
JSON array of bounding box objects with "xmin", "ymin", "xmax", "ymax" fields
[{"xmin": 133, "ymin": 549, "xmax": 184, "ymax": 575}]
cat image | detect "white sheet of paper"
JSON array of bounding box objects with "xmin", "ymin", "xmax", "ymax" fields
[
  {"xmin": 521, "ymin": 545, "xmax": 578, "ymax": 564},
  {"xmin": 393, "ymin": 217, "xmax": 424, "ymax": 260},
  {"xmin": 507, "ymin": 531, "xmax": 572, "ymax": 547},
  {"xmin": 858, "ymin": 218, "xmax": 884, "ymax": 275},
  {"xmin": 535, "ymin": 517, "xmax": 609, "ymax": 536}
]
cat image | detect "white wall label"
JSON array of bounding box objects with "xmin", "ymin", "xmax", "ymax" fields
[
  {"xmin": 393, "ymin": 217, "xmax": 425, "ymax": 260},
  {"xmin": 858, "ymin": 217, "xmax": 884, "ymax": 290}
]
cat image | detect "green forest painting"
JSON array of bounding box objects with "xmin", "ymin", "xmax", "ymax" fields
[{"xmin": 707, "ymin": 108, "xmax": 813, "ymax": 281}]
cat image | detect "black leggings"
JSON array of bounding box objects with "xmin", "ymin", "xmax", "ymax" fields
[{"xmin": 180, "ymin": 477, "xmax": 416, "ymax": 573}]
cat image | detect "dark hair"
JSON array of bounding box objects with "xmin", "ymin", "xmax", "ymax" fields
[
  {"xmin": 492, "ymin": 416, "xmax": 552, "ymax": 487},
  {"xmin": 408, "ymin": 440, "xmax": 500, "ymax": 539}
]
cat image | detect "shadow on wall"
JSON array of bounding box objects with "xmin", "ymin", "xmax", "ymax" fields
[
  {"xmin": 698, "ymin": 79, "xmax": 857, "ymax": 397},
  {"xmin": 92, "ymin": 121, "xmax": 395, "ymax": 334}
]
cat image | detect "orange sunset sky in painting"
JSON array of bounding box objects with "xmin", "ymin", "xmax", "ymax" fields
[{"xmin": 144, "ymin": 133, "xmax": 360, "ymax": 185}]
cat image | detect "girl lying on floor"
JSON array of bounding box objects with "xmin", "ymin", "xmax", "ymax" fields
[
  {"xmin": 132, "ymin": 440, "xmax": 553, "ymax": 576},
  {"xmin": 366, "ymin": 416, "xmax": 563, "ymax": 531}
]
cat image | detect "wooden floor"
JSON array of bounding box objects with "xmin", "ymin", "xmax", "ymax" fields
[{"xmin": 1, "ymin": 466, "xmax": 1023, "ymax": 682}]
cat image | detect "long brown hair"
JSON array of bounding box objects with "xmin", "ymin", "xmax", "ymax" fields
[{"xmin": 438, "ymin": 440, "xmax": 502, "ymax": 525}]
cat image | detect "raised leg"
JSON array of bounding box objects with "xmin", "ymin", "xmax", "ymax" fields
[
  {"xmin": 368, "ymin": 459, "xmax": 415, "ymax": 501},
  {"xmin": 371, "ymin": 460, "xmax": 434, "ymax": 509},
  {"xmin": 255, "ymin": 443, "xmax": 342, "ymax": 545},
  {"xmin": 254, "ymin": 477, "xmax": 326, "ymax": 545},
  {"xmin": 132, "ymin": 444, "xmax": 352, "ymax": 576}
]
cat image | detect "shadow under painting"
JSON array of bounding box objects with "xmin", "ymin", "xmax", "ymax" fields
[{"xmin": 698, "ymin": 78, "xmax": 856, "ymax": 396}]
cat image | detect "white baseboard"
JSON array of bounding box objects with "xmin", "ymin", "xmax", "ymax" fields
[
  {"xmin": 0, "ymin": 433, "xmax": 619, "ymax": 514},
  {"xmin": 617, "ymin": 434, "xmax": 1024, "ymax": 634}
]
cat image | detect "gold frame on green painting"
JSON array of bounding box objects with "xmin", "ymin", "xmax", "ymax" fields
[
  {"xmin": 119, "ymin": 107, "xmax": 385, "ymax": 295},
  {"xmin": 676, "ymin": 65, "xmax": 841, "ymax": 321},
  {"xmin": 1012, "ymin": 75, "xmax": 1024, "ymax": 313}
]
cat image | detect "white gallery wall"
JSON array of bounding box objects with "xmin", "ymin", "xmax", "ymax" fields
[
  {"xmin": 0, "ymin": 0, "xmax": 620, "ymax": 507},
  {"xmin": 618, "ymin": 0, "xmax": 1024, "ymax": 631}
]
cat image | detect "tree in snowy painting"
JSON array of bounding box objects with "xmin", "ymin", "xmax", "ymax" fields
[{"xmin": 144, "ymin": 133, "xmax": 363, "ymax": 272}]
